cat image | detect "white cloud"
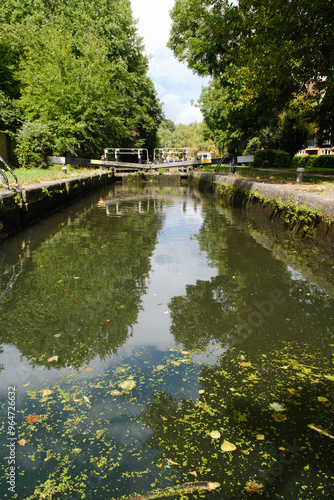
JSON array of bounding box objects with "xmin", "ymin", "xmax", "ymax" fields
[{"xmin": 130, "ymin": 0, "xmax": 210, "ymax": 124}]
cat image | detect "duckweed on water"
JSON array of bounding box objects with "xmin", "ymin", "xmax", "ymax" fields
[{"xmin": 1, "ymin": 342, "xmax": 333, "ymax": 499}]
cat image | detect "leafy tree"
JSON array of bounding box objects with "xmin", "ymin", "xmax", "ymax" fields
[
  {"xmin": 0, "ymin": 0, "xmax": 162, "ymax": 163},
  {"xmin": 169, "ymin": 0, "xmax": 334, "ymax": 153}
]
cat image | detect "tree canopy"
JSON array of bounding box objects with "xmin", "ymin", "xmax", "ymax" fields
[
  {"xmin": 0, "ymin": 0, "xmax": 163, "ymax": 165},
  {"xmin": 168, "ymin": 0, "xmax": 334, "ymax": 153}
]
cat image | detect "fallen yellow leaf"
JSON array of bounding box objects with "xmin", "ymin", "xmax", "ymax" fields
[{"xmin": 48, "ymin": 355, "xmax": 59, "ymax": 363}]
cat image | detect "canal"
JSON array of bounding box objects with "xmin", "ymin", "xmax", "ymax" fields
[{"xmin": 0, "ymin": 180, "xmax": 333, "ymax": 499}]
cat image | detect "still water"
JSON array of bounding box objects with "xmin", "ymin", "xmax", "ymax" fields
[{"xmin": 0, "ymin": 181, "xmax": 333, "ymax": 499}]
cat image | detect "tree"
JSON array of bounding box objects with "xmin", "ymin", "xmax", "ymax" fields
[
  {"xmin": 0, "ymin": 0, "xmax": 162, "ymax": 162},
  {"xmin": 168, "ymin": 0, "xmax": 334, "ymax": 153}
]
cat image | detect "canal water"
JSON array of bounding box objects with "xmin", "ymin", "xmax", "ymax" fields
[{"xmin": 0, "ymin": 181, "xmax": 333, "ymax": 499}]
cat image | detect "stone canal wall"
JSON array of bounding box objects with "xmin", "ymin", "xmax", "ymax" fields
[
  {"xmin": 190, "ymin": 171, "xmax": 334, "ymax": 252},
  {"xmin": 0, "ymin": 171, "xmax": 115, "ymax": 237}
]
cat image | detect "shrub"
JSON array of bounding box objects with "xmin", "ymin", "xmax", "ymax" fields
[
  {"xmin": 254, "ymin": 149, "xmax": 291, "ymax": 169},
  {"xmin": 291, "ymin": 155, "xmax": 334, "ymax": 170},
  {"xmin": 15, "ymin": 122, "xmax": 55, "ymax": 169}
]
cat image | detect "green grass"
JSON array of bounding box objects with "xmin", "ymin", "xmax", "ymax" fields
[
  {"xmin": 200, "ymin": 165, "xmax": 334, "ymax": 185},
  {"xmin": 0, "ymin": 165, "xmax": 104, "ymax": 188}
]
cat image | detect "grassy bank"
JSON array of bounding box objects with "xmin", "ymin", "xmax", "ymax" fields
[
  {"xmin": 0, "ymin": 165, "xmax": 104, "ymax": 188},
  {"xmin": 200, "ymin": 165, "xmax": 334, "ymax": 185}
]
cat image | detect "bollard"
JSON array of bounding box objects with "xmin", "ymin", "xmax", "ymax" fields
[
  {"xmin": 62, "ymin": 166, "xmax": 67, "ymax": 174},
  {"xmin": 159, "ymin": 149, "xmax": 164, "ymax": 164},
  {"xmin": 296, "ymin": 167, "xmax": 305, "ymax": 183},
  {"xmin": 183, "ymin": 148, "xmax": 187, "ymax": 162},
  {"xmin": 194, "ymin": 149, "xmax": 198, "ymax": 161},
  {"xmin": 115, "ymin": 149, "xmax": 120, "ymax": 162}
]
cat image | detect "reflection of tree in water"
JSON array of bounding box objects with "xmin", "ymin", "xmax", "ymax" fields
[
  {"xmin": 169, "ymin": 204, "xmax": 334, "ymax": 352},
  {"xmin": 140, "ymin": 344, "xmax": 334, "ymax": 499},
  {"xmin": 0, "ymin": 200, "xmax": 164, "ymax": 368}
]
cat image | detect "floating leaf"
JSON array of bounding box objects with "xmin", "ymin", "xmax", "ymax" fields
[
  {"xmin": 256, "ymin": 434, "xmax": 265, "ymax": 440},
  {"xmin": 154, "ymin": 365, "xmax": 165, "ymax": 371},
  {"xmin": 221, "ymin": 440, "xmax": 236, "ymax": 452},
  {"xmin": 181, "ymin": 351, "xmax": 190, "ymax": 355},
  {"xmin": 171, "ymin": 361, "xmax": 181, "ymax": 366},
  {"xmin": 209, "ymin": 430, "xmax": 221, "ymax": 440},
  {"xmin": 324, "ymin": 374, "xmax": 334, "ymax": 381},
  {"xmin": 73, "ymin": 277, "xmax": 80, "ymax": 280},
  {"xmin": 40, "ymin": 389, "xmax": 52, "ymax": 397},
  {"xmin": 53, "ymin": 334, "xmax": 61, "ymax": 338},
  {"xmin": 269, "ymin": 402, "xmax": 286, "ymax": 412},
  {"xmin": 18, "ymin": 439, "xmax": 29, "ymax": 446},
  {"xmin": 317, "ymin": 396, "xmax": 329, "ymax": 402},
  {"xmin": 287, "ymin": 388, "xmax": 297, "ymax": 395},
  {"xmin": 198, "ymin": 389, "xmax": 205, "ymax": 394},
  {"xmin": 72, "ymin": 448, "xmax": 82, "ymax": 454},
  {"xmin": 110, "ymin": 390, "xmax": 123, "ymax": 396},
  {"xmin": 83, "ymin": 396, "xmax": 90, "ymax": 404},
  {"xmin": 48, "ymin": 355, "xmax": 59, "ymax": 363},
  {"xmin": 119, "ymin": 380, "xmax": 136, "ymax": 391},
  {"xmin": 85, "ymin": 367, "xmax": 93, "ymax": 372},
  {"xmin": 166, "ymin": 458, "xmax": 181, "ymax": 466},
  {"xmin": 26, "ymin": 414, "xmax": 41, "ymax": 423},
  {"xmin": 272, "ymin": 413, "xmax": 287, "ymax": 422}
]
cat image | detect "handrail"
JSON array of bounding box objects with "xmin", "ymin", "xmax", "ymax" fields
[
  {"xmin": 0, "ymin": 154, "xmax": 19, "ymax": 189},
  {"xmin": 0, "ymin": 167, "xmax": 9, "ymax": 189},
  {"xmin": 215, "ymin": 154, "xmax": 233, "ymax": 173}
]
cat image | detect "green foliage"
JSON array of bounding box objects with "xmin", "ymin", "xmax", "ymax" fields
[
  {"xmin": 0, "ymin": 0, "xmax": 162, "ymax": 164},
  {"xmin": 158, "ymin": 120, "xmax": 218, "ymax": 156},
  {"xmin": 0, "ymin": 90, "xmax": 22, "ymax": 133},
  {"xmin": 278, "ymin": 113, "xmax": 309, "ymax": 158},
  {"xmin": 291, "ymin": 155, "xmax": 334, "ymax": 170},
  {"xmin": 169, "ymin": 0, "xmax": 334, "ymax": 154},
  {"xmin": 15, "ymin": 122, "xmax": 55, "ymax": 169},
  {"xmin": 254, "ymin": 149, "xmax": 291, "ymax": 169}
]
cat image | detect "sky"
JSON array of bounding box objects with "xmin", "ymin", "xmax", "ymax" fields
[{"xmin": 130, "ymin": 0, "xmax": 210, "ymax": 124}]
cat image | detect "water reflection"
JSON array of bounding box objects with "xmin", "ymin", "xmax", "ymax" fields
[{"xmin": 0, "ymin": 182, "xmax": 333, "ymax": 499}]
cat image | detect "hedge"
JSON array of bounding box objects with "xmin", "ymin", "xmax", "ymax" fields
[
  {"xmin": 254, "ymin": 149, "xmax": 291, "ymax": 169},
  {"xmin": 291, "ymin": 155, "xmax": 334, "ymax": 170}
]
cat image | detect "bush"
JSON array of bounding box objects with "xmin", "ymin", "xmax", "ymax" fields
[
  {"xmin": 291, "ymin": 155, "xmax": 334, "ymax": 170},
  {"xmin": 15, "ymin": 122, "xmax": 55, "ymax": 169},
  {"xmin": 254, "ymin": 149, "xmax": 291, "ymax": 169}
]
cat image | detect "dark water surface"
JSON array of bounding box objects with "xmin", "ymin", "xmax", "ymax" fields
[{"xmin": 0, "ymin": 181, "xmax": 333, "ymax": 499}]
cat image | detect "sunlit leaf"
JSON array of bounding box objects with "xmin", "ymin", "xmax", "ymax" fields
[
  {"xmin": 209, "ymin": 430, "xmax": 221, "ymax": 439},
  {"xmin": 40, "ymin": 389, "xmax": 52, "ymax": 397},
  {"xmin": 269, "ymin": 402, "xmax": 286, "ymax": 412},
  {"xmin": 287, "ymin": 388, "xmax": 297, "ymax": 395},
  {"xmin": 119, "ymin": 380, "xmax": 136, "ymax": 391},
  {"xmin": 48, "ymin": 355, "xmax": 59, "ymax": 363},
  {"xmin": 221, "ymin": 440, "xmax": 236, "ymax": 452},
  {"xmin": 256, "ymin": 434, "xmax": 265, "ymax": 440},
  {"xmin": 324, "ymin": 374, "xmax": 334, "ymax": 381},
  {"xmin": 53, "ymin": 334, "xmax": 61, "ymax": 338},
  {"xmin": 18, "ymin": 439, "xmax": 29, "ymax": 446}
]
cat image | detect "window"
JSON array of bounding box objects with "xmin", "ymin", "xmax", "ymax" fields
[{"xmin": 321, "ymin": 149, "xmax": 331, "ymax": 155}]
